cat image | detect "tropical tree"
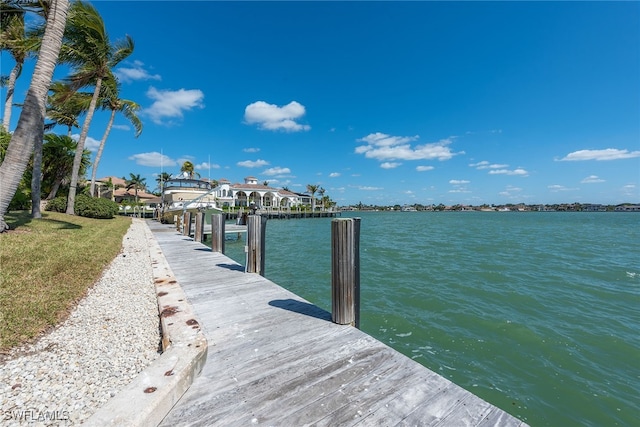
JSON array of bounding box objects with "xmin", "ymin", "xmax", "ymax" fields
[
  {"xmin": 89, "ymin": 76, "xmax": 142, "ymax": 197},
  {"xmin": 155, "ymin": 171, "xmax": 171, "ymax": 193},
  {"xmin": 321, "ymin": 194, "xmax": 333, "ymax": 210},
  {"xmin": 0, "ymin": 0, "xmax": 70, "ymax": 231},
  {"xmin": 45, "ymin": 81, "xmax": 88, "ymax": 136},
  {"xmin": 0, "ymin": 127, "xmax": 9, "ymax": 160},
  {"xmin": 41, "ymin": 133, "xmax": 89, "ymax": 200},
  {"xmin": 0, "ymin": 1, "xmax": 42, "ymax": 131},
  {"xmin": 306, "ymin": 184, "xmax": 318, "ymax": 212},
  {"xmin": 180, "ymin": 160, "xmax": 199, "ymax": 179},
  {"xmin": 124, "ymin": 173, "xmax": 146, "ymax": 204},
  {"xmin": 61, "ymin": 1, "xmax": 134, "ymax": 215},
  {"xmin": 318, "ymin": 187, "xmax": 325, "ymax": 211}
]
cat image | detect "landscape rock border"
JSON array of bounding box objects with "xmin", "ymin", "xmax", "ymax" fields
[{"xmin": 85, "ymin": 222, "xmax": 207, "ymax": 426}]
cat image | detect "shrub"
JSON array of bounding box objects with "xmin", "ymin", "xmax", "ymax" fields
[
  {"xmin": 46, "ymin": 195, "xmax": 119, "ymax": 219},
  {"xmin": 161, "ymin": 211, "xmax": 176, "ymax": 224},
  {"xmin": 45, "ymin": 197, "xmax": 67, "ymax": 212},
  {"xmin": 74, "ymin": 195, "xmax": 119, "ymax": 219},
  {"xmin": 9, "ymin": 190, "xmax": 31, "ymax": 211}
]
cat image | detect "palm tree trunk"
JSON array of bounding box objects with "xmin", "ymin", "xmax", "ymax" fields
[
  {"xmin": 31, "ymin": 134, "xmax": 44, "ymax": 218},
  {"xmin": 0, "ymin": 0, "xmax": 69, "ymax": 231},
  {"xmin": 90, "ymin": 108, "xmax": 115, "ymax": 197},
  {"xmin": 2, "ymin": 62, "xmax": 21, "ymax": 132},
  {"xmin": 46, "ymin": 179, "xmax": 62, "ymax": 200},
  {"xmin": 66, "ymin": 76, "xmax": 102, "ymax": 215}
]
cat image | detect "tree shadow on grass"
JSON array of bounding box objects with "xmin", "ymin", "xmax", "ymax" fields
[
  {"xmin": 4, "ymin": 211, "xmax": 33, "ymax": 229},
  {"xmin": 48, "ymin": 219, "xmax": 82, "ymax": 229},
  {"xmin": 4, "ymin": 212, "xmax": 82, "ymax": 231}
]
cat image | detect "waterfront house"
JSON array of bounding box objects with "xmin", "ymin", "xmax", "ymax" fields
[{"xmin": 213, "ymin": 176, "xmax": 306, "ymax": 209}]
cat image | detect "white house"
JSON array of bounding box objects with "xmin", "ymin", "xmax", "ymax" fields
[{"xmin": 213, "ymin": 176, "xmax": 305, "ymax": 209}]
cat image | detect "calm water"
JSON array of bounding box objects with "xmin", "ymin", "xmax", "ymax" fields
[{"xmin": 219, "ymin": 211, "xmax": 640, "ymax": 426}]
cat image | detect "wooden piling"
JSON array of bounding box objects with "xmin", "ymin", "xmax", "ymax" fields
[
  {"xmin": 211, "ymin": 213, "xmax": 225, "ymax": 253},
  {"xmin": 331, "ymin": 217, "xmax": 361, "ymax": 327},
  {"xmin": 174, "ymin": 215, "xmax": 181, "ymax": 232},
  {"xmin": 183, "ymin": 212, "xmax": 192, "ymax": 237},
  {"xmin": 246, "ymin": 215, "xmax": 267, "ymax": 276},
  {"xmin": 194, "ymin": 212, "xmax": 204, "ymax": 242}
]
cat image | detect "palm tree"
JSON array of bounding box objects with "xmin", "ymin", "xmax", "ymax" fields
[
  {"xmin": 322, "ymin": 195, "xmax": 333, "ymax": 210},
  {"xmin": 34, "ymin": 83, "xmax": 89, "ymax": 218},
  {"xmin": 62, "ymin": 1, "xmax": 134, "ymax": 215},
  {"xmin": 0, "ymin": 2, "xmax": 42, "ymax": 131},
  {"xmin": 155, "ymin": 171, "xmax": 171, "ymax": 193},
  {"xmin": 124, "ymin": 173, "xmax": 146, "ymax": 205},
  {"xmin": 180, "ymin": 160, "xmax": 199, "ymax": 179},
  {"xmin": 306, "ymin": 184, "xmax": 318, "ymax": 213},
  {"xmin": 318, "ymin": 187, "xmax": 326, "ymax": 211},
  {"xmin": 45, "ymin": 81, "xmax": 89, "ymax": 136},
  {"xmin": 0, "ymin": 0, "xmax": 70, "ymax": 231},
  {"xmin": 41, "ymin": 133, "xmax": 89, "ymax": 200},
  {"xmin": 89, "ymin": 76, "xmax": 142, "ymax": 197}
]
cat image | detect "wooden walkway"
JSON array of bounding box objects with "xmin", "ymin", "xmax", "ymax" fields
[{"xmin": 148, "ymin": 221, "xmax": 527, "ymax": 426}]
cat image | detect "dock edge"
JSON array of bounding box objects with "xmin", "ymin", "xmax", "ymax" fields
[{"xmin": 84, "ymin": 222, "xmax": 207, "ymax": 426}]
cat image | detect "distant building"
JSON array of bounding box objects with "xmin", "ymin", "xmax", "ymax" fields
[
  {"xmin": 212, "ymin": 177, "xmax": 313, "ymax": 209},
  {"xmin": 614, "ymin": 205, "xmax": 640, "ymax": 212},
  {"xmin": 583, "ymin": 204, "xmax": 607, "ymax": 212}
]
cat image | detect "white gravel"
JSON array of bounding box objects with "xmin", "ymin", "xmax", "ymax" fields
[{"xmin": 0, "ymin": 218, "xmax": 161, "ymax": 426}]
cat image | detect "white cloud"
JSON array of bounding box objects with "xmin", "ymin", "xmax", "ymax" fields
[
  {"xmin": 380, "ymin": 162, "xmax": 401, "ymax": 169},
  {"xmin": 449, "ymin": 179, "xmax": 470, "ymax": 185},
  {"xmin": 357, "ymin": 132, "xmax": 419, "ymax": 148},
  {"xmin": 488, "ymin": 168, "xmax": 529, "ymax": 176},
  {"xmin": 358, "ymin": 186, "xmax": 383, "ymax": 191},
  {"xmin": 115, "ymin": 60, "xmax": 161, "ymax": 83},
  {"xmin": 237, "ymin": 159, "xmax": 269, "ymax": 168},
  {"xmin": 71, "ymin": 134, "xmax": 100, "ymax": 152},
  {"xmin": 176, "ymin": 155, "xmax": 195, "ymax": 165},
  {"xmin": 244, "ymin": 101, "xmax": 310, "ymax": 132},
  {"xmin": 195, "ymin": 162, "xmax": 220, "ymax": 170},
  {"xmin": 559, "ymin": 148, "xmax": 640, "ymax": 161},
  {"xmin": 243, "ymin": 147, "xmax": 260, "ymax": 153},
  {"xmin": 499, "ymin": 186, "xmax": 523, "ymax": 197},
  {"xmin": 329, "ymin": 172, "xmax": 341, "ymax": 178},
  {"xmin": 128, "ymin": 151, "xmax": 177, "ymax": 167},
  {"xmin": 262, "ymin": 167, "xmax": 291, "ymax": 176},
  {"xmin": 355, "ymin": 132, "xmax": 461, "ymax": 162},
  {"xmin": 143, "ymin": 87, "xmax": 205, "ymax": 125},
  {"xmin": 548, "ymin": 184, "xmax": 576, "ymax": 192},
  {"xmin": 581, "ymin": 175, "xmax": 605, "ymax": 184},
  {"xmin": 112, "ymin": 124, "xmax": 130, "ymax": 131},
  {"xmin": 470, "ymin": 161, "xmax": 509, "ymax": 170},
  {"xmin": 416, "ymin": 165, "xmax": 434, "ymax": 172}
]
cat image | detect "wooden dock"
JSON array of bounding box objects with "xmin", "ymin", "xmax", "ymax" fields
[{"xmin": 148, "ymin": 221, "xmax": 527, "ymax": 426}]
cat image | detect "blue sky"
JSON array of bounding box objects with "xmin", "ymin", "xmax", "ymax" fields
[{"xmin": 3, "ymin": 1, "xmax": 639, "ymax": 206}]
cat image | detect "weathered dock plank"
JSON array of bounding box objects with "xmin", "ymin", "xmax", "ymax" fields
[{"xmin": 147, "ymin": 221, "xmax": 526, "ymax": 426}]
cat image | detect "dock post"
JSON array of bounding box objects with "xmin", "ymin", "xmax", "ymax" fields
[
  {"xmin": 183, "ymin": 212, "xmax": 192, "ymax": 237},
  {"xmin": 246, "ymin": 215, "xmax": 267, "ymax": 276},
  {"xmin": 331, "ymin": 217, "xmax": 361, "ymax": 328},
  {"xmin": 175, "ymin": 215, "xmax": 181, "ymax": 232},
  {"xmin": 194, "ymin": 212, "xmax": 204, "ymax": 242},
  {"xmin": 211, "ymin": 213, "xmax": 225, "ymax": 253}
]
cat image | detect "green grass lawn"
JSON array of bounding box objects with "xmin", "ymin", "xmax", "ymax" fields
[{"xmin": 0, "ymin": 211, "xmax": 132, "ymax": 351}]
